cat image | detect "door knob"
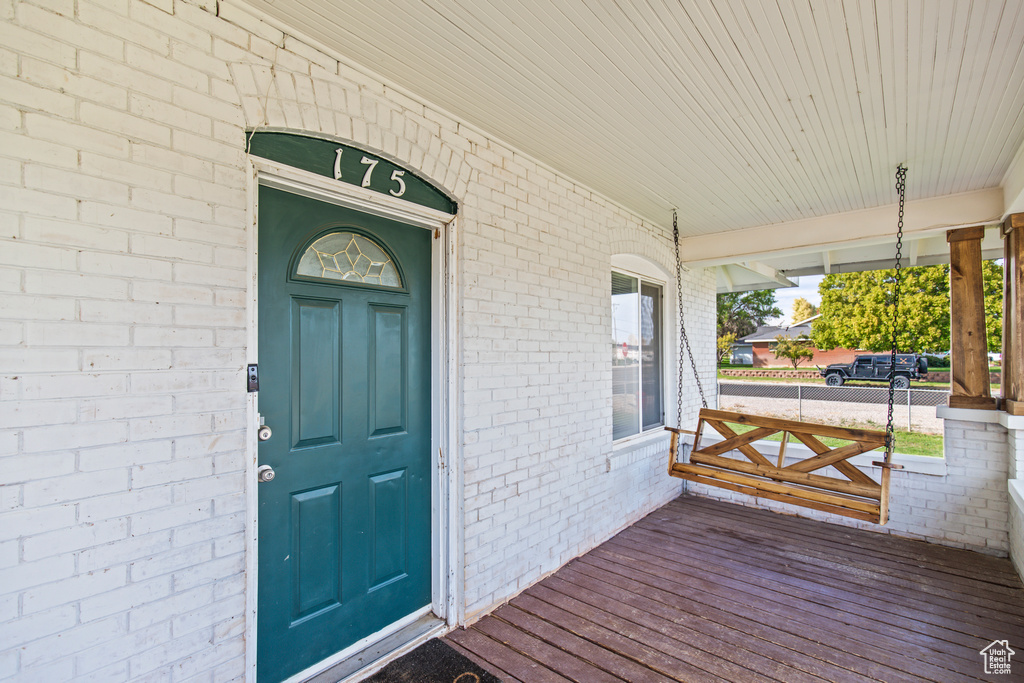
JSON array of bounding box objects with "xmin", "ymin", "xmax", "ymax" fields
[
  {"xmin": 257, "ymin": 465, "xmax": 276, "ymax": 483},
  {"xmin": 258, "ymin": 425, "xmax": 272, "ymax": 441}
]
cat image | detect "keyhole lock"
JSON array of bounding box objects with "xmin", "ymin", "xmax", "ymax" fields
[
  {"xmin": 257, "ymin": 465, "xmax": 275, "ymax": 483},
  {"xmin": 258, "ymin": 425, "xmax": 272, "ymax": 441}
]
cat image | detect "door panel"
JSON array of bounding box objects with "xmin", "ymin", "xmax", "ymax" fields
[
  {"xmin": 293, "ymin": 298, "xmax": 340, "ymax": 447},
  {"xmin": 369, "ymin": 306, "xmax": 406, "ymax": 436},
  {"xmin": 369, "ymin": 469, "xmax": 408, "ymax": 588},
  {"xmin": 257, "ymin": 185, "xmax": 432, "ymax": 683},
  {"xmin": 290, "ymin": 484, "xmax": 342, "ymax": 621}
]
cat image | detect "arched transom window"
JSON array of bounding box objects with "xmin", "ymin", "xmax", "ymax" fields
[{"xmin": 295, "ymin": 231, "xmax": 402, "ymax": 288}]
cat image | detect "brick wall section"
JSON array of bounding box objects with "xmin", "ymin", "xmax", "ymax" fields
[
  {"xmin": 0, "ymin": 0, "xmax": 715, "ymax": 679},
  {"xmin": 687, "ymin": 419, "xmax": 1011, "ymax": 555}
]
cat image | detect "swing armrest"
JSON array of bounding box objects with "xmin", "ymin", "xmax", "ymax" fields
[
  {"xmin": 665, "ymin": 426, "xmax": 696, "ymax": 436},
  {"xmin": 871, "ymin": 461, "xmax": 904, "ymax": 470}
]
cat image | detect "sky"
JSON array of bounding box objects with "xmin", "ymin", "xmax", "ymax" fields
[{"xmin": 769, "ymin": 274, "xmax": 824, "ymax": 327}]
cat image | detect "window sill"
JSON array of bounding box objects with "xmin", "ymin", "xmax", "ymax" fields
[
  {"xmin": 613, "ymin": 428, "xmax": 670, "ymax": 453},
  {"xmin": 608, "ymin": 428, "xmax": 671, "ymax": 473}
]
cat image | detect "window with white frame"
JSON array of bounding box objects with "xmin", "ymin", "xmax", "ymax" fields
[{"xmin": 611, "ymin": 269, "xmax": 663, "ymax": 440}]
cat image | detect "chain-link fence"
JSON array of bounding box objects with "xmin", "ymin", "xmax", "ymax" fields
[{"xmin": 718, "ymin": 381, "xmax": 948, "ymax": 433}]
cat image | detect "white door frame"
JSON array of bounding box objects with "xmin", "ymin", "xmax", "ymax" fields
[{"xmin": 243, "ymin": 154, "xmax": 461, "ymax": 683}]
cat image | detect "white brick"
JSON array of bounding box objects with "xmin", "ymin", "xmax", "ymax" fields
[
  {"xmin": 0, "ymin": 21, "xmax": 76, "ymax": 69},
  {"xmin": 22, "ymin": 468, "xmax": 129, "ymax": 505},
  {"xmin": 0, "ymin": 553, "xmax": 76, "ymax": 591},
  {"xmin": 74, "ymin": 623, "xmax": 171, "ymax": 675},
  {"xmin": 81, "ymin": 151, "xmax": 175, "ymax": 192},
  {"xmin": 78, "ymin": 2, "xmax": 168, "ymax": 52},
  {"xmin": 22, "ymin": 569, "xmax": 128, "ymax": 614},
  {"xmin": 19, "ymin": 3, "xmax": 124, "ymax": 57},
  {"xmin": 0, "ymin": 452, "xmax": 76, "ymax": 484},
  {"xmin": 128, "ymin": 584, "xmax": 212, "ymax": 632},
  {"xmin": 0, "ymin": 348, "xmax": 79, "ymax": 373},
  {"xmin": 24, "ymin": 271, "xmax": 129, "ymax": 299},
  {"xmin": 26, "ymin": 321, "xmax": 130, "ymax": 347},
  {"xmin": 81, "ymin": 252, "xmax": 173, "ymax": 280},
  {"xmin": 0, "ymin": 185, "xmax": 77, "ymax": 220},
  {"xmin": 132, "ymin": 458, "xmax": 214, "ymax": 491},
  {"xmin": 0, "ymin": 604, "xmax": 76, "ymax": 647},
  {"xmin": 132, "ymin": 234, "xmax": 214, "ymax": 263},
  {"xmin": 0, "ymin": 130, "xmax": 77, "ymax": 168},
  {"xmin": 79, "ymin": 575, "xmax": 172, "ymax": 622},
  {"xmin": 78, "ymin": 530, "xmax": 172, "ymax": 573},
  {"xmin": 21, "ymin": 57, "xmax": 128, "ymax": 109},
  {"xmin": 0, "ymin": 75, "xmax": 76, "ymax": 119},
  {"xmin": 6, "ymin": 659, "xmax": 76, "ymax": 682},
  {"xmin": 80, "ymin": 201, "xmax": 172, "ymax": 234},
  {"xmin": 80, "ymin": 102, "xmax": 172, "ymax": 147},
  {"xmin": 83, "ymin": 348, "xmax": 173, "ymax": 371}
]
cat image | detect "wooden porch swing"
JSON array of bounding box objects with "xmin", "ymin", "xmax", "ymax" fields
[{"xmin": 667, "ymin": 167, "xmax": 910, "ymax": 525}]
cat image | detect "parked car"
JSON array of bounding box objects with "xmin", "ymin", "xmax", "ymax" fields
[{"xmin": 818, "ymin": 353, "xmax": 928, "ymax": 388}]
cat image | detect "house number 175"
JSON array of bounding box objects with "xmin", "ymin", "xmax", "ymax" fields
[{"xmin": 333, "ymin": 148, "xmax": 406, "ymax": 197}]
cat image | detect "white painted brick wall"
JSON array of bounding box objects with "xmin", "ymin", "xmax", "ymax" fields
[
  {"xmin": 0, "ymin": 0, "xmax": 718, "ymax": 679},
  {"xmin": 688, "ymin": 417, "xmax": 1012, "ymax": 556}
]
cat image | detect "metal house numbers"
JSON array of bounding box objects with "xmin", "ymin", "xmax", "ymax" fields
[{"xmin": 333, "ymin": 148, "xmax": 407, "ymax": 197}]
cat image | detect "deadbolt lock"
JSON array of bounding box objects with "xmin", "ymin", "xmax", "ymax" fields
[{"xmin": 258, "ymin": 425, "xmax": 272, "ymax": 441}]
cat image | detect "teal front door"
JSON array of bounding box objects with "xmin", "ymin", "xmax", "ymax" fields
[{"xmin": 256, "ymin": 185, "xmax": 432, "ymax": 683}]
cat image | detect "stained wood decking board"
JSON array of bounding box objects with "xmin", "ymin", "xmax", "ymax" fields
[
  {"xmin": 446, "ymin": 626, "xmax": 569, "ymax": 683},
  {"xmin": 680, "ymin": 495, "xmax": 1023, "ymax": 586},
  {"xmin": 676, "ymin": 497, "xmax": 1024, "ymax": 603},
  {"xmin": 532, "ymin": 572, "xmax": 873, "ymax": 683},
  {"xmin": 646, "ymin": 506, "xmax": 1024, "ymax": 624},
  {"xmin": 603, "ymin": 531, "xmax": 1005, "ymax": 653},
  {"xmin": 445, "ymin": 638, "xmax": 525, "ymax": 683},
  {"xmin": 447, "ymin": 495, "xmax": 1023, "ymax": 683},
  {"xmin": 629, "ymin": 514, "xmax": 1024, "ymax": 632},
  {"xmin": 568, "ymin": 555, "xmax": 980, "ymax": 682},
  {"xmin": 583, "ymin": 541, "xmax": 986, "ymax": 679}
]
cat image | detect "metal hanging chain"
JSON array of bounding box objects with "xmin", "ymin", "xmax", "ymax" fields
[
  {"xmin": 674, "ymin": 210, "xmax": 708, "ymax": 426},
  {"xmin": 885, "ymin": 165, "xmax": 908, "ymax": 456}
]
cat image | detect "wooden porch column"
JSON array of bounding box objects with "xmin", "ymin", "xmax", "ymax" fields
[
  {"xmin": 947, "ymin": 226, "xmax": 997, "ymax": 409},
  {"xmin": 1004, "ymin": 213, "xmax": 1023, "ymax": 415}
]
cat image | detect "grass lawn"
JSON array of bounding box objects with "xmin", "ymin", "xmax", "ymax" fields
[{"xmin": 726, "ymin": 422, "xmax": 944, "ymax": 458}]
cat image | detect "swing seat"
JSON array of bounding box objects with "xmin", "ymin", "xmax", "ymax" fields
[{"xmin": 667, "ymin": 409, "xmax": 901, "ymax": 524}]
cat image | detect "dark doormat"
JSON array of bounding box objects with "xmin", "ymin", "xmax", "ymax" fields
[{"xmin": 362, "ymin": 638, "xmax": 502, "ymax": 683}]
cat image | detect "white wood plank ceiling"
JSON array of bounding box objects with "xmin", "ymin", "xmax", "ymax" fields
[{"xmin": 240, "ymin": 0, "xmax": 1024, "ymax": 239}]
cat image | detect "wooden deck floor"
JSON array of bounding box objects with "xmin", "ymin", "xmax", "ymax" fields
[{"xmin": 446, "ymin": 495, "xmax": 1024, "ymax": 682}]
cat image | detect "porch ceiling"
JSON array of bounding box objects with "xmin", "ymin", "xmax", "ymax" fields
[{"xmin": 241, "ymin": 0, "xmax": 1024, "ymax": 246}]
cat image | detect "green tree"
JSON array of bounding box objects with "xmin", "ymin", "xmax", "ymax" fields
[
  {"xmin": 773, "ymin": 334, "xmax": 815, "ymax": 369},
  {"xmin": 983, "ymin": 260, "xmax": 1003, "ymax": 353},
  {"xmin": 717, "ymin": 332, "xmax": 737, "ymax": 366},
  {"xmin": 812, "ymin": 262, "xmax": 1003, "ymax": 353},
  {"xmin": 791, "ymin": 297, "xmax": 818, "ymax": 324},
  {"xmin": 717, "ymin": 290, "xmax": 783, "ymax": 339}
]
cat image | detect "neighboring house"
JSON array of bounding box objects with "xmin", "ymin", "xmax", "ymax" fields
[
  {"xmin": 0, "ymin": 3, "xmax": 1023, "ymax": 683},
  {"xmin": 736, "ymin": 315, "xmax": 861, "ymax": 367}
]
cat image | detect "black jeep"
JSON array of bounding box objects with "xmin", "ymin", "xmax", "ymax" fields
[{"xmin": 819, "ymin": 354, "xmax": 927, "ymax": 388}]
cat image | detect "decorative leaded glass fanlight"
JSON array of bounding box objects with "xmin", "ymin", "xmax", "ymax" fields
[{"xmin": 295, "ymin": 231, "xmax": 401, "ymax": 287}]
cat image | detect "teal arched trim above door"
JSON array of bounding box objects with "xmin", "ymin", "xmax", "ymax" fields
[{"xmin": 248, "ymin": 131, "xmax": 458, "ymax": 215}]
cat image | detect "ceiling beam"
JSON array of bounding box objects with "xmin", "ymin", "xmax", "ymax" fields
[
  {"xmin": 719, "ymin": 266, "xmax": 734, "ymax": 292},
  {"xmin": 908, "ymin": 239, "xmax": 921, "ymax": 266},
  {"xmin": 737, "ymin": 261, "xmax": 796, "ymax": 288},
  {"xmin": 1003, "ymin": 138, "xmax": 1024, "ymax": 217},
  {"xmin": 679, "ymin": 187, "xmax": 1003, "ymax": 268}
]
